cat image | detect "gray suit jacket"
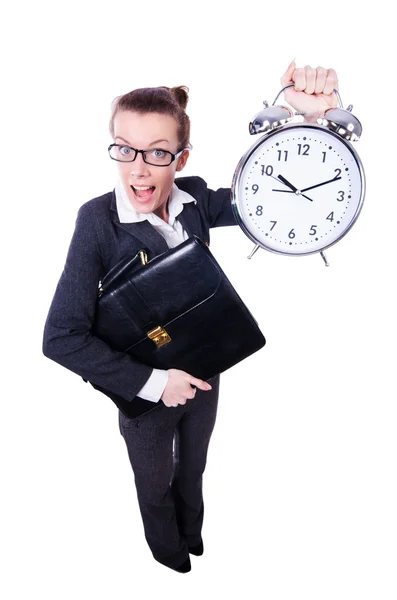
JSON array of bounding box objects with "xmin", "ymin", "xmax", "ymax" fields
[{"xmin": 43, "ymin": 176, "xmax": 237, "ymax": 411}]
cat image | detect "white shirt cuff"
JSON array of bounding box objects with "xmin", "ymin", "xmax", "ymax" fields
[{"xmin": 137, "ymin": 369, "xmax": 169, "ymax": 403}]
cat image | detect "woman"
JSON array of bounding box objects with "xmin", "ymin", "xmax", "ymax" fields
[{"xmin": 43, "ymin": 61, "xmax": 339, "ymax": 573}]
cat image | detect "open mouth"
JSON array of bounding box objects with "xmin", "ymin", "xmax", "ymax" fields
[{"xmin": 131, "ymin": 185, "xmax": 156, "ymax": 200}]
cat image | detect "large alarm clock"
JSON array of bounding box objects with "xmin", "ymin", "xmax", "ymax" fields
[{"xmin": 231, "ymin": 84, "xmax": 365, "ymax": 266}]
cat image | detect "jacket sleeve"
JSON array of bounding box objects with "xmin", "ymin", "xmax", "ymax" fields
[
  {"xmin": 207, "ymin": 184, "xmax": 238, "ymax": 228},
  {"xmin": 42, "ymin": 202, "xmax": 153, "ymax": 401},
  {"xmin": 183, "ymin": 176, "xmax": 238, "ymax": 229}
]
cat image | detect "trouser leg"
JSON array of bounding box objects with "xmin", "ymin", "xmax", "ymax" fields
[
  {"xmin": 171, "ymin": 375, "xmax": 220, "ymax": 546},
  {"xmin": 118, "ymin": 404, "xmax": 189, "ymax": 568}
]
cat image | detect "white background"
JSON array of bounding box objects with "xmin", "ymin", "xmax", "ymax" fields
[{"xmin": 1, "ymin": 1, "xmax": 396, "ymax": 599}]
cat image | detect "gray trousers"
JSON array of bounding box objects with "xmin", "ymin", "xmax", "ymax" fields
[{"xmin": 118, "ymin": 375, "xmax": 220, "ymax": 569}]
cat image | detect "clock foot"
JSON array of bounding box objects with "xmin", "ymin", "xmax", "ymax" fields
[
  {"xmin": 320, "ymin": 251, "xmax": 330, "ymax": 267},
  {"xmin": 248, "ymin": 244, "xmax": 261, "ymax": 260}
]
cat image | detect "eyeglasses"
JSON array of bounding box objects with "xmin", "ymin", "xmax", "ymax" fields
[{"xmin": 108, "ymin": 144, "xmax": 187, "ymax": 167}]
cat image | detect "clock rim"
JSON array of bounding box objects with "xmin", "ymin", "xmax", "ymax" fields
[{"xmin": 230, "ymin": 122, "xmax": 366, "ymax": 257}]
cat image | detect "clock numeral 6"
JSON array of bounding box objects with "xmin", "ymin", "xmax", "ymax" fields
[
  {"xmin": 288, "ymin": 229, "xmax": 295, "ymax": 239},
  {"xmin": 309, "ymin": 225, "xmax": 317, "ymax": 236}
]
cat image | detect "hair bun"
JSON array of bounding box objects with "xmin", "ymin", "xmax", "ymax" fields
[{"xmin": 171, "ymin": 86, "xmax": 189, "ymax": 110}]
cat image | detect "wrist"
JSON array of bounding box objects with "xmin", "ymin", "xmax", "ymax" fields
[{"xmin": 303, "ymin": 114, "xmax": 320, "ymax": 124}]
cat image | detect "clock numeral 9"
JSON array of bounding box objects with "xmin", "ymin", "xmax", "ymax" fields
[
  {"xmin": 252, "ymin": 184, "xmax": 259, "ymax": 194},
  {"xmin": 261, "ymin": 165, "xmax": 274, "ymax": 176}
]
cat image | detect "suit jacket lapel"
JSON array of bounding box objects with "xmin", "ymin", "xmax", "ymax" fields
[
  {"xmin": 109, "ymin": 191, "xmax": 167, "ymax": 255},
  {"xmin": 113, "ymin": 220, "xmax": 169, "ymax": 256},
  {"xmin": 110, "ymin": 188, "xmax": 206, "ymax": 255}
]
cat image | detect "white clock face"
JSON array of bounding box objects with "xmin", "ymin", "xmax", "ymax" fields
[{"xmin": 232, "ymin": 124, "xmax": 365, "ymax": 255}]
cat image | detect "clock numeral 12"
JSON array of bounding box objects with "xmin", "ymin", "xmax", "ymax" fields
[{"xmin": 297, "ymin": 144, "xmax": 310, "ymax": 156}]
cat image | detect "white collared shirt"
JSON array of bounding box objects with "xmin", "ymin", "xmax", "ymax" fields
[
  {"xmin": 115, "ymin": 180, "xmax": 197, "ymax": 402},
  {"xmin": 115, "ymin": 179, "xmax": 196, "ymax": 248}
]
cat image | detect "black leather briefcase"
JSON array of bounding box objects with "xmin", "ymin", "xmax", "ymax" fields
[{"xmin": 91, "ymin": 236, "xmax": 266, "ymax": 417}]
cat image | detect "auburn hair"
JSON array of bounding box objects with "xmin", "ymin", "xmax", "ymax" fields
[{"xmin": 109, "ymin": 86, "xmax": 190, "ymax": 149}]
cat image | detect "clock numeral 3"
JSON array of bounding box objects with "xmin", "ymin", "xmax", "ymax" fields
[{"xmin": 337, "ymin": 191, "xmax": 345, "ymax": 202}]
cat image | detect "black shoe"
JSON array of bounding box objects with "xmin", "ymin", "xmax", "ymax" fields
[
  {"xmin": 188, "ymin": 540, "xmax": 204, "ymax": 556},
  {"xmin": 173, "ymin": 557, "xmax": 191, "ymax": 573}
]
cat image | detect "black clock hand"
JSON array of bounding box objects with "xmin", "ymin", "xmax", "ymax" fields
[
  {"xmin": 301, "ymin": 176, "xmax": 342, "ymax": 193},
  {"xmin": 273, "ymin": 174, "xmax": 313, "ymax": 202},
  {"xmin": 277, "ymin": 174, "xmax": 298, "ymax": 192}
]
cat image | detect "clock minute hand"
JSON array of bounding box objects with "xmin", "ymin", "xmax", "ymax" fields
[
  {"xmin": 301, "ymin": 176, "xmax": 342, "ymax": 193},
  {"xmin": 276, "ymin": 174, "xmax": 313, "ymax": 202}
]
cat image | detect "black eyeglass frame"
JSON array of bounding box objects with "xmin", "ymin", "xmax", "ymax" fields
[{"xmin": 108, "ymin": 144, "xmax": 188, "ymax": 166}]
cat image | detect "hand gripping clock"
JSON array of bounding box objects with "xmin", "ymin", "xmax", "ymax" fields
[{"xmin": 231, "ymin": 84, "xmax": 365, "ymax": 266}]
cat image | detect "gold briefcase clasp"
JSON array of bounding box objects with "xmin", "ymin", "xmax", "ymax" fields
[{"xmin": 147, "ymin": 326, "xmax": 171, "ymax": 347}]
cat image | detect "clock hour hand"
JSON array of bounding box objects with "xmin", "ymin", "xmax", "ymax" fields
[
  {"xmin": 301, "ymin": 175, "xmax": 342, "ymax": 193},
  {"xmin": 277, "ymin": 174, "xmax": 298, "ymax": 192},
  {"xmin": 273, "ymin": 174, "xmax": 314, "ymax": 202}
]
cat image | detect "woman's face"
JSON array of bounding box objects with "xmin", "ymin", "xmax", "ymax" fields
[{"xmin": 112, "ymin": 110, "xmax": 189, "ymax": 221}]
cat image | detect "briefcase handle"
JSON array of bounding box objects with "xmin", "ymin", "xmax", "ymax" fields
[{"xmin": 98, "ymin": 249, "xmax": 149, "ymax": 296}]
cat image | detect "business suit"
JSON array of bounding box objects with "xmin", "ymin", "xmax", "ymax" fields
[{"xmin": 43, "ymin": 175, "xmax": 238, "ymax": 568}]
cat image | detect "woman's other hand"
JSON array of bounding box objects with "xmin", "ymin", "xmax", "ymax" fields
[
  {"xmin": 281, "ymin": 60, "xmax": 339, "ymax": 122},
  {"xmin": 161, "ymin": 368, "xmax": 212, "ymax": 407}
]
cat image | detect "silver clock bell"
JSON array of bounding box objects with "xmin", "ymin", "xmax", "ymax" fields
[{"xmin": 318, "ymin": 105, "xmax": 362, "ymax": 141}]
